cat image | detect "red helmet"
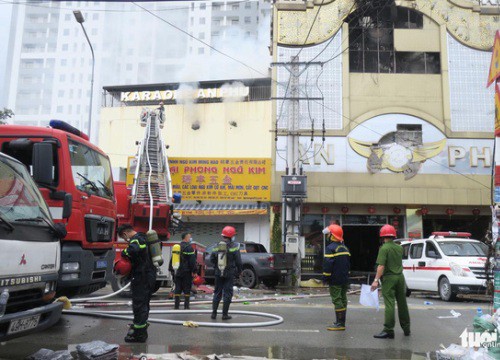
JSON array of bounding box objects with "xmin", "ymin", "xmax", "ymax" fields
[
  {"xmin": 380, "ymin": 224, "xmax": 397, "ymax": 238},
  {"xmin": 327, "ymin": 224, "xmax": 344, "ymax": 241},
  {"xmin": 221, "ymin": 226, "xmax": 237, "ymax": 238},
  {"xmin": 114, "ymin": 258, "xmax": 132, "ymax": 277},
  {"xmin": 193, "ymin": 274, "xmax": 204, "ymax": 286}
]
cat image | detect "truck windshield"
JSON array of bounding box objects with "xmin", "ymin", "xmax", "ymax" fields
[
  {"xmin": 0, "ymin": 156, "xmax": 52, "ymax": 223},
  {"xmin": 438, "ymin": 241, "xmax": 488, "ymax": 257},
  {"xmin": 68, "ymin": 140, "xmax": 114, "ymax": 200}
]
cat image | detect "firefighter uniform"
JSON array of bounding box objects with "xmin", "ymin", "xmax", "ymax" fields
[
  {"xmin": 375, "ymin": 237, "xmax": 411, "ymax": 337},
  {"xmin": 322, "ymin": 225, "xmax": 351, "ymax": 331},
  {"xmin": 172, "ymin": 241, "xmax": 197, "ymax": 309},
  {"xmin": 210, "ymin": 235, "xmax": 242, "ymax": 320},
  {"xmin": 121, "ymin": 232, "xmax": 157, "ymax": 342}
]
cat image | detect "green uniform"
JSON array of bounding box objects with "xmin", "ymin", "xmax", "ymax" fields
[{"xmin": 376, "ymin": 241, "xmax": 410, "ymax": 335}]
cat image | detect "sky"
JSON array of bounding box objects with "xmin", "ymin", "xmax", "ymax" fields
[{"xmin": 0, "ymin": 2, "xmax": 13, "ymax": 106}]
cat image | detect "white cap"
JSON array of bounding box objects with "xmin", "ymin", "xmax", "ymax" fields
[{"xmin": 322, "ymin": 227, "xmax": 330, "ymax": 235}]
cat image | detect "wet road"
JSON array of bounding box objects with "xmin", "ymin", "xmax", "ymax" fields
[{"xmin": 0, "ymin": 287, "xmax": 489, "ymax": 359}]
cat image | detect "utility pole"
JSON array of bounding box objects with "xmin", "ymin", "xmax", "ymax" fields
[{"xmin": 272, "ymin": 56, "xmax": 322, "ymax": 289}]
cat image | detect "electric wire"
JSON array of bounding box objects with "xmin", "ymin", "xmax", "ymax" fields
[
  {"xmin": 6, "ymin": 0, "xmax": 491, "ymax": 189},
  {"xmin": 0, "ymin": 0, "xmax": 252, "ymax": 13}
]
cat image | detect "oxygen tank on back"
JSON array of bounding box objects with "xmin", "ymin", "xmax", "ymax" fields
[
  {"xmin": 172, "ymin": 243, "xmax": 181, "ymax": 272},
  {"xmin": 217, "ymin": 240, "xmax": 227, "ymax": 273},
  {"xmin": 146, "ymin": 230, "xmax": 164, "ymax": 267}
]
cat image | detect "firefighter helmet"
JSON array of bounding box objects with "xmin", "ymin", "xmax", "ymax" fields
[
  {"xmin": 380, "ymin": 224, "xmax": 397, "ymax": 238},
  {"xmin": 114, "ymin": 257, "xmax": 132, "ymax": 277},
  {"xmin": 221, "ymin": 226, "xmax": 237, "ymax": 238},
  {"xmin": 327, "ymin": 224, "xmax": 344, "ymax": 242},
  {"xmin": 193, "ymin": 274, "xmax": 204, "ymax": 286}
]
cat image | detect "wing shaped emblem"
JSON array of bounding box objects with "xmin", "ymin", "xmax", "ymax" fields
[
  {"xmin": 348, "ymin": 138, "xmax": 372, "ymax": 158},
  {"xmin": 411, "ymin": 139, "xmax": 446, "ymax": 163}
]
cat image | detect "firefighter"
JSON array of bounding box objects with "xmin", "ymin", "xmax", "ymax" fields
[
  {"xmin": 210, "ymin": 226, "xmax": 242, "ymax": 320},
  {"xmin": 169, "ymin": 233, "xmax": 197, "ymax": 309},
  {"xmin": 117, "ymin": 224, "xmax": 157, "ymax": 343},
  {"xmin": 371, "ymin": 224, "xmax": 411, "ymax": 339},
  {"xmin": 322, "ymin": 224, "xmax": 351, "ymax": 331}
]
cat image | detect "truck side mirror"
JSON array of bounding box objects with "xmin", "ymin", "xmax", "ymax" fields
[
  {"xmin": 62, "ymin": 193, "xmax": 72, "ymax": 219},
  {"xmin": 32, "ymin": 142, "xmax": 54, "ymax": 185}
]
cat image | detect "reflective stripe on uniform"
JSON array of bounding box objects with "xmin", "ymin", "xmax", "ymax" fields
[
  {"xmin": 183, "ymin": 251, "xmax": 195, "ymax": 255},
  {"xmin": 228, "ymin": 247, "xmax": 239, "ymax": 252},
  {"xmin": 323, "ymin": 272, "xmax": 331, "ymax": 276},
  {"xmin": 325, "ymin": 252, "xmax": 350, "ymax": 258},
  {"xmin": 134, "ymin": 323, "xmax": 148, "ymax": 329}
]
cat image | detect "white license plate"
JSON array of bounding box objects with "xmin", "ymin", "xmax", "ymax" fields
[
  {"xmin": 281, "ymin": 270, "xmax": 287, "ymax": 274},
  {"xmin": 7, "ymin": 314, "xmax": 40, "ymax": 335}
]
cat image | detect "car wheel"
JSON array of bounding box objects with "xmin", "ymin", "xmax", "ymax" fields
[
  {"xmin": 405, "ymin": 284, "xmax": 411, "ymax": 297},
  {"xmin": 263, "ymin": 279, "xmax": 279, "ymax": 288},
  {"xmin": 110, "ymin": 274, "xmax": 132, "ymax": 298},
  {"xmin": 240, "ymin": 267, "xmax": 258, "ymax": 289},
  {"xmin": 438, "ymin": 276, "xmax": 457, "ymax": 301},
  {"xmin": 153, "ymin": 281, "xmax": 162, "ymax": 293}
]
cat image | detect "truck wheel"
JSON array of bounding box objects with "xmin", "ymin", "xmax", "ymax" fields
[
  {"xmin": 110, "ymin": 275, "xmax": 132, "ymax": 298},
  {"xmin": 240, "ymin": 267, "xmax": 258, "ymax": 289},
  {"xmin": 438, "ymin": 277, "xmax": 457, "ymax": 301}
]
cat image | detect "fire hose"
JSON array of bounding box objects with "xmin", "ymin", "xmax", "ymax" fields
[{"xmin": 56, "ymin": 283, "xmax": 291, "ymax": 328}]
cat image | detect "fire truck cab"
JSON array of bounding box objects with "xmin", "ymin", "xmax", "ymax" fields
[
  {"xmin": 399, "ymin": 232, "xmax": 490, "ymax": 301},
  {"xmin": 0, "ymin": 121, "xmax": 116, "ymax": 296}
]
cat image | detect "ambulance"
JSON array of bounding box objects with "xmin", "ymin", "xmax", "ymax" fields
[{"xmin": 399, "ymin": 232, "xmax": 490, "ymax": 301}]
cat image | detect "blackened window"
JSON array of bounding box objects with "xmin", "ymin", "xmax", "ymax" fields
[{"xmin": 348, "ymin": 6, "xmax": 439, "ymax": 74}]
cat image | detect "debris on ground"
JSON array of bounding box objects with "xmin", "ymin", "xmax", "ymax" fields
[
  {"xmin": 76, "ymin": 340, "xmax": 119, "ymax": 360},
  {"xmin": 299, "ymin": 279, "xmax": 326, "ymax": 288},
  {"xmin": 132, "ymin": 353, "xmax": 278, "ymax": 360},
  {"xmin": 26, "ymin": 349, "xmax": 72, "ymax": 360}
]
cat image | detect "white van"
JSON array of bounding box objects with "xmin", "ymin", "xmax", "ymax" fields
[{"xmin": 399, "ymin": 232, "xmax": 490, "ymax": 301}]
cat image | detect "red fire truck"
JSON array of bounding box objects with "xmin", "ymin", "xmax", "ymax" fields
[{"xmin": 0, "ymin": 121, "xmax": 116, "ymax": 296}]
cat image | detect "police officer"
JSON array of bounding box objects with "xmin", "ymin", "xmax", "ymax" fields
[
  {"xmin": 322, "ymin": 224, "xmax": 351, "ymax": 331},
  {"xmin": 371, "ymin": 224, "xmax": 411, "ymax": 339},
  {"xmin": 210, "ymin": 226, "xmax": 242, "ymax": 320},
  {"xmin": 118, "ymin": 224, "xmax": 157, "ymax": 343},
  {"xmin": 169, "ymin": 233, "xmax": 197, "ymax": 310}
]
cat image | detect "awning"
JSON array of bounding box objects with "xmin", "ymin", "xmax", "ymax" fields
[{"xmin": 174, "ymin": 203, "xmax": 269, "ymax": 216}]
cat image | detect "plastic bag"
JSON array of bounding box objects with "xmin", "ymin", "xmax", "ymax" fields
[
  {"xmin": 26, "ymin": 349, "xmax": 73, "ymax": 360},
  {"xmin": 75, "ymin": 340, "xmax": 118, "ymax": 360},
  {"xmin": 359, "ymin": 284, "xmax": 379, "ymax": 310}
]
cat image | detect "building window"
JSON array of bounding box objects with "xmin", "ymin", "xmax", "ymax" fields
[
  {"xmin": 61, "ymin": 59, "xmax": 67, "ymax": 66},
  {"xmin": 198, "ymin": 47, "xmax": 204, "ymax": 54},
  {"xmin": 60, "ymin": 75, "xmax": 66, "ymax": 81},
  {"xmin": 245, "ymin": 2, "xmax": 251, "ymax": 8},
  {"xmin": 231, "ymin": 19, "xmax": 239, "ymax": 25},
  {"xmin": 212, "ymin": 31, "xmax": 220, "ymax": 38},
  {"xmin": 199, "ymin": 17, "xmax": 206, "ymax": 25},
  {"xmin": 200, "ymin": 3, "xmax": 206, "ymax": 10},
  {"xmin": 62, "ymin": 44, "xmax": 68, "ymax": 51},
  {"xmin": 191, "ymin": 2, "xmax": 194, "ymax": 10},
  {"xmin": 213, "ymin": 19, "xmax": 221, "ymax": 26},
  {"xmin": 91, "ymin": 28, "xmax": 98, "ymax": 36},
  {"xmin": 93, "ymin": 13, "xmax": 99, "ymax": 21},
  {"xmin": 190, "ymin": 17, "xmax": 194, "ymax": 26},
  {"xmin": 244, "ymin": 16, "xmax": 251, "ymax": 24},
  {"xmin": 213, "ymin": 4, "xmax": 221, "ymax": 11},
  {"xmin": 57, "ymin": 106, "xmax": 63, "ymax": 113},
  {"xmin": 199, "ymin": 32, "xmax": 205, "ymax": 40},
  {"xmin": 64, "ymin": 14, "xmax": 71, "ymax": 21},
  {"xmin": 63, "ymin": 29, "xmax": 70, "ymax": 36},
  {"xmin": 58, "ymin": 90, "xmax": 64, "ymax": 97},
  {"xmin": 232, "ymin": 4, "xmax": 239, "ymax": 10},
  {"xmin": 348, "ymin": 6, "xmax": 438, "ymax": 74},
  {"xmin": 126, "ymin": 64, "xmax": 133, "ymax": 71}
]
